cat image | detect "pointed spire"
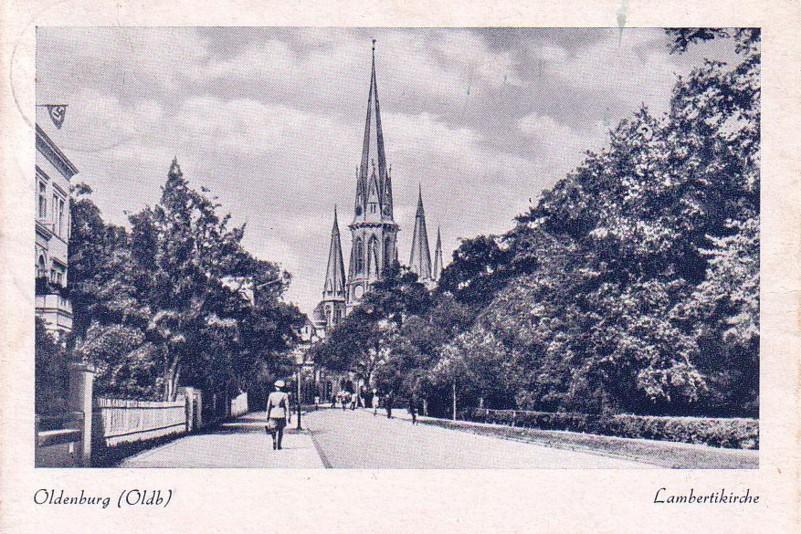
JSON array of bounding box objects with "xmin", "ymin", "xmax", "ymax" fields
[
  {"xmin": 359, "ymin": 40, "xmax": 387, "ymax": 207},
  {"xmin": 382, "ymin": 163, "xmax": 394, "ymax": 220},
  {"xmin": 433, "ymin": 226, "xmax": 444, "ymax": 281},
  {"xmin": 168, "ymin": 156, "xmax": 182, "ymax": 179},
  {"xmin": 354, "ymin": 166, "xmax": 361, "ymax": 215},
  {"xmin": 409, "ymin": 186, "xmax": 433, "ymax": 281},
  {"xmin": 322, "ymin": 206, "xmax": 346, "ymax": 300}
]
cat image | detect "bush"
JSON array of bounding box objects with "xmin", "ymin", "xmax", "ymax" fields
[
  {"xmin": 35, "ymin": 317, "xmax": 70, "ymax": 415},
  {"xmin": 464, "ymin": 408, "xmax": 758, "ymax": 449}
]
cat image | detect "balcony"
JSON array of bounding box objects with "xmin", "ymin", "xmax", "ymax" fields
[{"xmin": 35, "ymin": 289, "xmax": 73, "ymax": 334}]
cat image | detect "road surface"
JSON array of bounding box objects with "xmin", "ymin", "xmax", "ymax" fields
[
  {"xmin": 121, "ymin": 408, "xmax": 653, "ymax": 468},
  {"xmin": 303, "ymin": 408, "xmax": 652, "ymax": 468}
]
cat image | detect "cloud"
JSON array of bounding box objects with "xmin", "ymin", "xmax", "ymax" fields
[
  {"xmin": 37, "ymin": 27, "xmax": 209, "ymax": 98},
  {"xmin": 35, "ymin": 27, "xmax": 739, "ymax": 317},
  {"xmin": 517, "ymin": 112, "xmax": 608, "ymax": 177}
]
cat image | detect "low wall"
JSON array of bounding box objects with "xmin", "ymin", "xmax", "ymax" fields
[
  {"xmin": 93, "ymin": 398, "xmax": 187, "ymax": 448},
  {"xmin": 230, "ymin": 392, "xmax": 249, "ymax": 418},
  {"xmin": 35, "ymin": 412, "xmax": 84, "ymax": 468}
]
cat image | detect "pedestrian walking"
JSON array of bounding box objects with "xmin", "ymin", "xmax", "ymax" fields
[
  {"xmin": 408, "ymin": 396, "xmax": 417, "ymax": 425},
  {"xmin": 385, "ymin": 391, "xmax": 393, "ymax": 419},
  {"xmin": 341, "ymin": 391, "xmax": 349, "ymax": 411},
  {"xmin": 265, "ymin": 379, "xmax": 291, "ymax": 450},
  {"xmin": 371, "ymin": 389, "xmax": 379, "ymax": 416},
  {"xmin": 350, "ymin": 392, "xmax": 357, "ymax": 410}
]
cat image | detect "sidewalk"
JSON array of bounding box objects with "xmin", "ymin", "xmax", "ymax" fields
[{"xmin": 118, "ymin": 412, "xmax": 324, "ymax": 468}]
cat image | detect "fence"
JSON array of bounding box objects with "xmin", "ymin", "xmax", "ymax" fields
[
  {"xmin": 35, "ymin": 361, "xmax": 254, "ymax": 467},
  {"xmin": 92, "ymin": 398, "xmax": 187, "ymax": 448}
]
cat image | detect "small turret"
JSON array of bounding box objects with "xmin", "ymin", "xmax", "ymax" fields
[
  {"xmin": 433, "ymin": 226, "xmax": 444, "ymax": 281},
  {"xmin": 322, "ymin": 206, "xmax": 346, "ymax": 299},
  {"xmin": 409, "ymin": 184, "xmax": 433, "ymax": 281}
]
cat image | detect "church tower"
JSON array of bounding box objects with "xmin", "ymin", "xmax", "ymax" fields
[
  {"xmin": 433, "ymin": 226, "xmax": 444, "ymax": 281},
  {"xmin": 409, "ymin": 185, "xmax": 433, "ymax": 282},
  {"xmin": 347, "ymin": 40, "xmax": 399, "ymax": 310},
  {"xmin": 314, "ymin": 206, "xmax": 347, "ymax": 332}
]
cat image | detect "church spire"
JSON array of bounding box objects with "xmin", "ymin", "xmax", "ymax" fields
[
  {"xmin": 322, "ymin": 206, "xmax": 346, "ymax": 299},
  {"xmin": 356, "ymin": 39, "xmax": 390, "ymax": 219},
  {"xmin": 168, "ymin": 156, "xmax": 182, "ymax": 179},
  {"xmin": 409, "ymin": 185, "xmax": 433, "ymax": 281},
  {"xmin": 433, "ymin": 226, "xmax": 444, "ymax": 281}
]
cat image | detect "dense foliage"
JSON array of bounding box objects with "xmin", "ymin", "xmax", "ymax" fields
[
  {"xmin": 35, "ymin": 317, "xmax": 69, "ymax": 415},
  {"xmin": 313, "ymin": 29, "xmax": 760, "ymax": 418},
  {"xmin": 66, "ymin": 163, "xmax": 303, "ymax": 400},
  {"xmin": 465, "ymin": 408, "xmax": 759, "ymax": 449}
]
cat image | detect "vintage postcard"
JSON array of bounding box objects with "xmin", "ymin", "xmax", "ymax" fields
[{"xmin": 1, "ymin": 1, "xmax": 799, "ymax": 532}]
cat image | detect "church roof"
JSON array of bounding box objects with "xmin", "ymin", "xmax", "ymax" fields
[
  {"xmin": 409, "ymin": 185, "xmax": 433, "ymax": 281},
  {"xmin": 433, "ymin": 226, "xmax": 444, "ymax": 281},
  {"xmin": 322, "ymin": 206, "xmax": 346, "ymax": 299}
]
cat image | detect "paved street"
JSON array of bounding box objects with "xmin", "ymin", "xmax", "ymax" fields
[
  {"xmin": 119, "ymin": 413, "xmax": 323, "ymax": 468},
  {"xmin": 303, "ymin": 408, "xmax": 653, "ymax": 468},
  {"xmin": 119, "ymin": 408, "xmax": 655, "ymax": 468}
]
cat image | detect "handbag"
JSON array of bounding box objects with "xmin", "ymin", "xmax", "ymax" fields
[{"xmin": 265, "ymin": 418, "xmax": 278, "ymax": 432}]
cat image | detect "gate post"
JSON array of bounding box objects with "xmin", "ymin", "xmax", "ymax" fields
[{"xmin": 68, "ymin": 362, "xmax": 94, "ymax": 466}]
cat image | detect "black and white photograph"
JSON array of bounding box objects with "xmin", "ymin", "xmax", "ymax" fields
[{"xmin": 30, "ymin": 25, "xmax": 763, "ymax": 470}]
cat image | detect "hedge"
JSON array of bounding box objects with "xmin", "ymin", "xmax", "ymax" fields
[{"xmin": 463, "ymin": 408, "xmax": 759, "ymax": 449}]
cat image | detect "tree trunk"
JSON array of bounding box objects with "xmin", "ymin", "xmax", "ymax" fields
[
  {"xmin": 452, "ymin": 380, "xmax": 457, "ymax": 421},
  {"xmin": 164, "ymin": 360, "xmax": 182, "ymax": 401}
]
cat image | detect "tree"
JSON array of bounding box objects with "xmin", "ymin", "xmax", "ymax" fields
[
  {"xmin": 67, "ymin": 160, "xmax": 301, "ymax": 401},
  {"xmin": 410, "ymin": 28, "xmax": 760, "ymax": 417},
  {"xmin": 310, "ymin": 263, "xmax": 432, "ymax": 389},
  {"xmin": 35, "ymin": 318, "xmax": 69, "ymax": 415},
  {"xmin": 437, "ymin": 234, "xmax": 513, "ymax": 308}
]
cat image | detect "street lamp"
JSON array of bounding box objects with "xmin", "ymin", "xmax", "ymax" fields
[{"xmin": 295, "ymin": 363, "xmax": 303, "ymax": 431}]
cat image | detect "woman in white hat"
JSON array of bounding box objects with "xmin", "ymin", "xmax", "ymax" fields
[{"xmin": 265, "ymin": 379, "xmax": 291, "ymax": 450}]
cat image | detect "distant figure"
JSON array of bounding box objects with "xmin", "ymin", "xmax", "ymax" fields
[
  {"xmin": 341, "ymin": 392, "xmax": 349, "ymax": 411},
  {"xmin": 408, "ymin": 397, "xmax": 417, "ymax": 425},
  {"xmin": 350, "ymin": 392, "xmax": 358, "ymax": 410},
  {"xmin": 371, "ymin": 389, "xmax": 380, "ymax": 416},
  {"xmin": 265, "ymin": 380, "xmax": 291, "ymax": 450},
  {"xmin": 385, "ymin": 392, "xmax": 394, "ymax": 419},
  {"xmin": 330, "ymin": 394, "xmax": 337, "ymax": 409}
]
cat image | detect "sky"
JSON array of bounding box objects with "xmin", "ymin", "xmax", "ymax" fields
[{"xmin": 35, "ymin": 27, "xmax": 735, "ymax": 317}]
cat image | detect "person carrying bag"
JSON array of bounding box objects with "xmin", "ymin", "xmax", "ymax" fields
[{"xmin": 265, "ymin": 379, "xmax": 291, "ymax": 450}]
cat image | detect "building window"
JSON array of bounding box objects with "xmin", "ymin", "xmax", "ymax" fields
[
  {"xmin": 384, "ymin": 236, "xmax": 393, "ymax": 268},
  {"xmin": 355, "ymin": 238, "xmax": 364, "ymax": 273},
  {"xmin": 368, "ymin": 236, "xmax": 379, "ymax": 274},
  {"xmin": 52, "ymin": 194, "xmax": 65, "ymax": 237},
  {"xmin": 50, "ymin": 264, "xmax": 65, "ymax": 287},
  {"xmin": 37, "ymin": 255, "xmax": 47, "ymax": 278},
  {"xmin": 57, "ymin": 196, "xmax": 65, "ymax": 237},
  {"xmin": 38, "ymin": 182, "xmax": 47, "ymax": 219}
]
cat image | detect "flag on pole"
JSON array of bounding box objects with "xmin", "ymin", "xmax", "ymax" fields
[{"xmin": 40, "ymin": 104, "xmax": 68, "ymax": 129}]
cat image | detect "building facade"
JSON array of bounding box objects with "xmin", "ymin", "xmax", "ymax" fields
[
  {"xmin": 35, "ymin": 123, "xmax": 77, "ymax": 336},
  {"xmin": 312, "ymin": 44, "xmax": 444, "ymax": 338}
]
